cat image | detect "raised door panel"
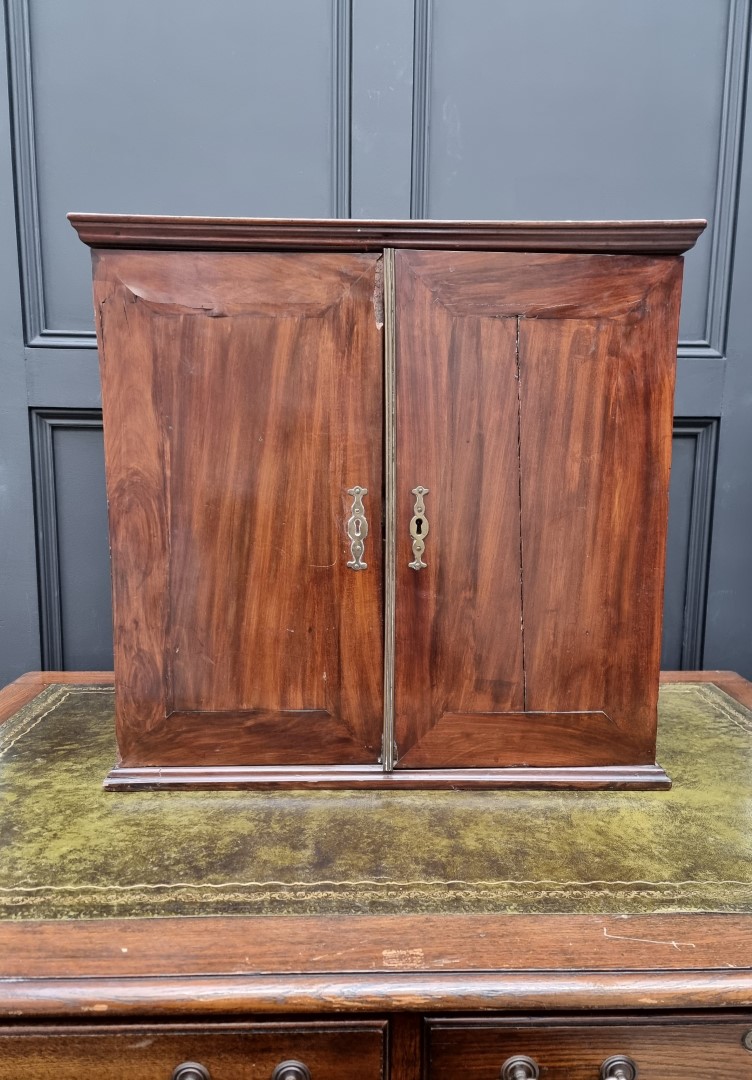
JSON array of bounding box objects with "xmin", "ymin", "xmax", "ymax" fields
[
  {"xmin": 394, "ymin": 250, "xmax": 681, "ymax": 769},
  {"xmin": 393, "ymin": 250, "xmax": 525, "ymax": 767},
  {"xmin": 519, "ymin": 257, "xmax": 682, "ymax": 763},
  {"xmin": 94, "ymin": 250, "xmax": 384, "ymax": 766}
]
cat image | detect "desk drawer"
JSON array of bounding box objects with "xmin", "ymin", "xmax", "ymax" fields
[
  {"xmin": 426, "ymin": 1016, "xmax": 752, "ymax": 1079},
  {"xmin": 0, "ymin": 1020, "xmax": 387, "ymax": 1080}
]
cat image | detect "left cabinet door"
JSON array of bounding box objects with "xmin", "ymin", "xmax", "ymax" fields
[{"xmin": 94, "ymin": 250, "xmax": 384, "ymax": 766}]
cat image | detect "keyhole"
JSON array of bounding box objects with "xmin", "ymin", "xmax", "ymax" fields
[
  {"xmin": 415, "ymin": 518, "xmax": 423, "ymax": 535},
  {"xmin": 354, "ymin": 519, "xmax": 361, "ymax": 536}
]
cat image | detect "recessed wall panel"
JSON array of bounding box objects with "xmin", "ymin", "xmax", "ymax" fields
[
  {"xmin": 424, "ymin": 0, "xmax": 731, "ymax": 343},
  {"xmin": 27, "ymin": 0, "xmax": 338, "ymax": 335}
]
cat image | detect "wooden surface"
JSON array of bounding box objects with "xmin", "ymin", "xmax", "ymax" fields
[
  {"xmin": 389, "ymin": 249, "xmax": 681, "ymax": 318},
  {"xmin": 102, "ymin": 761, "xmax": 672, "ymax": 790},
  {"xmin": 0, "ymin": 1022, "xmax": 387, "ymax": 1080},
  {"xmin": 5, "ymin": 907, "xmax": 752, "ymax": 978},
  {"xmin": 518, "ymin": 258, "xmax": 683, "ymax": 759},
  {"xmin": 68, "ymin": 215, "xmax": 707, "ymax": 254},
  {"xmin": 9, "ymin": 1015, "xmax": 750, "ymax": 1080},
  {"xmin": 3, "ymin": 911, "xmax": 752, "ymax": 1005},
  {"xmin": 393, "ymin": 252, "xmax": 525, "ymax": 765},
  {"xmin": 94, "ymin": 250, "xmax": 384, "ymax": 767},
  {"xmin": 427, "ymin": 1016, "xmax": 752, "ymax": 1079},
  {"xmin": 393, "ymin": 251, "xmax": 681, "ymax": 770}
]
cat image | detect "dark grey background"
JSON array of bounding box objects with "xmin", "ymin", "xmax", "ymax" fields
[{"xmin": 0, "ymin": 0, "xmax": 750, "ymax": 683}]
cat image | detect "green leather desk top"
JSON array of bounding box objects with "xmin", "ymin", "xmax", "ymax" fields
[{"xmin": 1, "ymin": 681, "xmax": 751, "ymax": 921}]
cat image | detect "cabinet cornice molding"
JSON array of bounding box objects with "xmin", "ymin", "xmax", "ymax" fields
[{"xmin": 69, "ymin": 215, "xmax": 706, "ymax": 256}]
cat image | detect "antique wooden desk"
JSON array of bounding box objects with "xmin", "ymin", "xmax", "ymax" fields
[{"xmin": 1, "ymin": 670, "xmax": 752, "ymax": 1078}]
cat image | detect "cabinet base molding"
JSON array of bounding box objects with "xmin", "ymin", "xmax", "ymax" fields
[{"xmin": 103, "ymin": 761, "xmax": 671, "ymax": 791}]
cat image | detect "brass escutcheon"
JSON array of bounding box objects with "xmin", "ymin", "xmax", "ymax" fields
[
  {"xmin": 409, "ymin": 485, "xmax": 429, "ymax": 570},
  {"xmin": 346, "ymin": 486, "xmax": 369, "ymax": 570}
]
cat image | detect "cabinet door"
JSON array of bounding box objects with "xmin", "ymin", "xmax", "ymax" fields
[
  {"xmin": 95, "ymin": 250, "xmax": 384, "ymax": 766},
  {"xmin": 393, "ymin": 250, "xmax": 682, "ymax": 768}
]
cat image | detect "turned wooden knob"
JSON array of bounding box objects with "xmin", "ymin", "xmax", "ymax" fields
[
  {"xmin": 600, "ymin": 1055, "xmax": 638, "ymax": 1080},
  {"xmin": 501, "ymin": 1055, "xmax": 540, "ymax": 1080},
  {"xmin": 271, "ymin": 1061, "xmax": 312, "ymax": 1080},
  {"xmin": 171, "ymin": 1065, "xmax": 210, "ymax": 1080}
]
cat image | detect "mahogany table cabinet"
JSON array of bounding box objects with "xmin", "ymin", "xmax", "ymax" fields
[
  {"xmin": 2, "ymin": 670, "xmax": 752, "ymax": 1079},
  {"xmin": 68, "ymin": 215, "xmax": 706, "ymax": 790}
]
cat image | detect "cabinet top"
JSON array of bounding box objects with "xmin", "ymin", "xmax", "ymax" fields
[{"xmin": 68, "ymin": 214, "xmax": 706, "ymax": 255}]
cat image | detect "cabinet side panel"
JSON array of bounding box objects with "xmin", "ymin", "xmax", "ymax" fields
[
  {"xmin": 96, "ymin": 250, "xmax": 383, "ymax": 767},
  {"xmin": 394, "ymin": 251, "xmax": 524, "ymax": 765},
  {"xmin": 519, "ymin": 259, "xmax": 683, "ymax": 757}
]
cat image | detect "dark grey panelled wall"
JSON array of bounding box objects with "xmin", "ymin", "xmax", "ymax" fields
[{"xmin": 0, "ymin": 0, "xmax": 750, "ymax": 684}]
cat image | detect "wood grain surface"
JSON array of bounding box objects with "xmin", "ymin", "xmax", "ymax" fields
[
  {"xmin": 519, "ymin": 258, "xmax": 683, "ymax": 761},
  {"xmin": 427, "ymin": 1015, "xmax": 752, "ymax": 1080},
  {"xmin": 69, "ymin": 215, "xmax": 707, "ymax": 255},
  {"xmin": 3, "ymin": 902, "xmax": 752, "ymax": 1015},
  {"xmin": 3, "ymin": 913, "xmax": 751, "ymax": 980},
  {"xmin": 103, "ymin": 761, "xmax": 671, "ymax": 789},
  {"xmin": 0, "ymin": 1021, "xmax": 387, "ymax": 1080},
  {"xmin": 390, "ymin": 250, "xmax": 677, "ymax": 319},
  {"xmin": 393, "ymin": 252, "xmax": 524, "ymax": 766},
  {"xmin": 2, "ymin": 970, "xmax": 751, "ymax": 1017},
  {"xmin": 94, "ymin": 250, "xmax": 383, "ymax": 766}
]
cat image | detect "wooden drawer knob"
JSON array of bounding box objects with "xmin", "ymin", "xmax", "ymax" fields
[
  {"xmin": 172, "ymin": 1065, "xmax": 210, "ymax": 1080},
  {"xmin": 600, "ymin": 1056, "xmax": 638, "ymax": 1080},
  {"xmin": 271, "ymin": 1061, "xmax": 312, "ymax": 1080},
  {"xmin": 501, "ymin": 1056, "xmax": 539, "ymax": 1080}
]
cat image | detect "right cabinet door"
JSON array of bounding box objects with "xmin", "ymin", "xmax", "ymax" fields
[{"xmin": 393, "ymin": 249, "xmax": 683, "ymax": 769}]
